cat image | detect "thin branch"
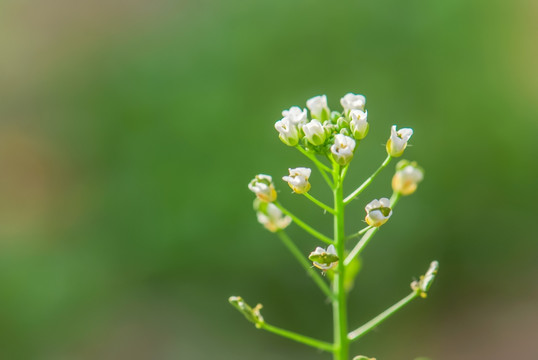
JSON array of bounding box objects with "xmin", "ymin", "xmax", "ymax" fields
[
  {"xmin": 303, "ymin": 192, "xmax": 336, "ymax": 215},
  {"xmin": 344, "ymin": 155, "xmax": 392, "ymax": 205},
  {"xmin": 275, "ymin": 202, "xmax": 334, "ymax": 245},
  {"xmin": 276, "ymin": 231, "xmax": 335, "ymax": 301},
  {"xmin": 259, "ymin": 323, "xmax": 335, "ymax": 352},
  {"xmin": 348, "ymin": 291, "xmax": 419, "ymax": 342}
]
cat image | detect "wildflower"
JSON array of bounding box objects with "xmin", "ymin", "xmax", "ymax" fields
[
  {"xmin": 254, "ymin": 199, "xmax": 291, "ymax": 232},
  {"xmin": 306, "ymin": 95, "xmax": 330, "ymax": 120},
  {"xmin": 330, "ymin": 134, "xmax": 356, "ymax": 165},
  {"xmin": 349, "ymin": 109, "xmax": 369, "ymax": 140},
  {"xmin": 392, "ymin": 160, "xmax": 424, "ymax": 195},
  {"xmin": 308, "ymin": 244, "xmax": 339, "ymax": 271},
  {"xmin": 248, "ymin": 174, "xmax": 277, "ymax": 203},
  {"xmin": 340, "ymin": 93, "xmax": 366, "ymax": 112},
  {"xmin": 386, "ymin": 125, "xmax": 413, "ymax": 157},
  {"xmin": 364, "ymin": 198, "xmax": 392, "ymax": 227},
  {"xmin": 275, "ymin": 118, "xmax": 301, "ymax": 146},
  {"xmin": 282, "ymin": 167, "xmax": 311, "ymax": 194},
  {"xmin": 282, "ymin": 106, "xmax": 308, "ymax": 126},
  {"xmin": 302, "ymin": 119, "xmax": 327, "ymax": 146}
]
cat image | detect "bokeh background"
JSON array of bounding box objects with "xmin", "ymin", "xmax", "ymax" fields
[{"xmin": 1, "ymin": 0, "xmax": 537, "ymax": 359}]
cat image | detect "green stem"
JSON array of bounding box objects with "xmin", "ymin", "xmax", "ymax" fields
[
  {"xmin": 343, "ymin": 155, "xmax": 392, "ymax": 205},
  {"xmin": 296, "ymin": 146, "xmax": 335, "ymax": 188},
  {"xmin": 346, "ymin": 225, "xmax": 373, "ymax": 241},
  {"xmin": 259, "ymin": 323, "xmax": 335, "ymax": 352},
  {"xmin": 344, "ymin": 227, "xmax": 379, "ymax": 266},
  {"xmin": 347, "ymin": 291, "xmax": 419, "ymax": 342},
  {"xmin": 303, "ymin": 192, "xmax": 336, "ymax": 215},
  {"xmin": 332, "ymin": 163, "xmax": 348, "ymax": 360},
  {"xmin": 276, "ymin": 230, "xmax": 336, "ymax": 301},
  {"xmin": 274, "ymin": 202, "xmax": 334, "ymax": 245}
]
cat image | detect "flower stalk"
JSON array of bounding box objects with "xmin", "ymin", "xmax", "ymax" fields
[{"xmin": 233, "ymin": 93, "xmax": 437, "ymax": 360}]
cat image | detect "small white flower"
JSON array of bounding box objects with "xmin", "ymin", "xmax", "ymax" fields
[
  {"xmin": 306, "ymin": 95, "xmax": 329, "ymax": 120},
  {"xmin": 340, "ymin": 93, "xmax": 366, "ymax": 112},
  {"xmin": 349, "ymin": 109, "xmax": 369, "ymax": 140},
  {"xmin": 282, "ymin": 106, "xmax": 308, "ymax": 126},
  {"xmin": 302, "ymin": 119, "xmax": 327, "ymax": 146},
  {"xmin": 248, "ymin": 174, "xmax": 277, "ymax": 203},
  {"xmin": 275, "ymin": 118, "xmax": 300, "ymax": 146},
  {"xmin": 330, "ymin": 134, "xmax": 356, "ymax": 165},
  {"xmin": 308, "ymin": 244, "xmax": 339, "ymax": 271},
  {"xmin": 282, "ymin": 167, "xmax": 311, "ymax": 194},
  {"xmin": 364, "ymin": 198, "xmax": 392, "ymax": 227},
  {"xmin": 254, "ymin": 201, "xmax": 291, "ymax": 232},
  {"xmin": 386, "ymin": 125, "xmax": 413, "ymax": 157},
  {"xmin": 392, "ymin": 160, "xmax": 424, "ymax": 196}
]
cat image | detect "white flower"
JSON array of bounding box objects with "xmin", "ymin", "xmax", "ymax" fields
[
  {"xmin": 282, "ymin": 167, "xmax": 311, "ymax": 194},
  {"xmin": 364, "ymin": 198, "xmax": 392, "ymax": 227},
  {"xmin": 340, "ymin": 93, "xmax": 366, "ymax": 112},
  {"xmin": 306, "ymin": 95, "xmax": 329, "ymax": 120},
  {"xmin": 282, "ymin": 106, "xmax": 308, "ymax": 126},
  {"xmin": 308, "ymin": 244, "xmax": 339, "ymax": 271},
  {"xmin": 392, "ymin": 160, "xmax": 424, "ymax": 196},
  {"xmin": 330, "ymin": 134, "xmax": 356, "ymax": 165},
  {"xmin": 248, "ymin": 174, "xmax": 277, "ymax": 203},
  {"xmin": 254, "ymin": 200, "xmax": 291, "ymax": 232},
  {"xmin": 349, "ymin": 109, "xmax": 369, "ymax": 140},
  {"xmin": 275, "ymin": 118, "xmax": 300, "ymax": 146},
  {"xmin": 386, "ymin": 125, "xmax": 413, "ymax": 157},
  {"xmin": 302, "ymin": 119, "xmax": 327, "ymax": 146}
]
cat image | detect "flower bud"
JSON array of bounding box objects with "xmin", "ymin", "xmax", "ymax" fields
[
  {"xmin": 364, "ymin": 198, "xmax": 392, "ymax": 227},
  {"xmin": 302, "ymin": 119, "xmax": 327, "ymax": 146},
  {"xmin": 392, "ymin": 160, "xmax": 424, "ymax": 195},
  {"xmin": 411, "ymin": 261, "xmax": 439, "ymax": 298},
  {"xmin": 228, "ymin": 296, "xmax": 264, "ymax": 327},
  {"xmin": 308, "ymin": 244, "xmax": 339, "ymax": 271},
  {"xmin": 306, "ymin": 95, "xmax": 330, "ymax": 120},
  {"xmin": 282, "ymin": 167, "xmax": 311, "ymax": 194},
  {"xmin": 386, "ymin": 125, "xmax": 413, "ymax": 157},
  {"xmin": 330, "ymin": 134, "xmax": 356, "ymax": 165},
  {"xmin": 282, "ymin": 106, "xmax": 308, "ymax": 126},
  {"xmin": 275, "ymin": 118, "xmax": 300, "ymax": 146},
  {"xmin": 248, "ymin": 174, "xmax": 277, "ymax": 202},
  {"xmin": 349, "ymin": 109, "xmax": 369, "ymax": 140},
  {"xmin": 253, "ymin": 199, "xmax": 291, "ymax": 232},
  {"xmin": 340, "ymin": 93, "xmax": 366, "ymax": 112}
]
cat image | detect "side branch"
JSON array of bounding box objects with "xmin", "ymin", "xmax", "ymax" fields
[
  {"xmin": 275, "ymin": 202, "xmax": 334, "ymax": 245},
  {"xmin": 260, "ymin": 323, "xmax": 335, "ymax": 352},
  {"xmin": 347, "ymin": 291, "xmax": 419, "ymax": 342},
  {"xmin": 344, "ymin": 155, "xmax": 392, "ymax": 205},
  {"xmin": 303, "ymin": 192, "xmax": 336, "ymax": 214},
  {"xmin": 296, "ymin": 146, "xmax": 335, "ymax": 188},
  {"xmin": 276, "ymin": 231, "xmax": 335, "ymax": 301}
]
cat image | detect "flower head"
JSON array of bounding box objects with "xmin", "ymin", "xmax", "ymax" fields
[
  {"xmin": 349, "ymin": 109, "xmax": 369, "ymax": 140},
  {"xmin": 282, "ymin": 167, "xmax": 311, "ymax": 194},
  {"xmin": 392, "ymin": 160, "xmax": 424, "ymax": 195},
  {"xmin": 248, "ymin": 174, "xmax": 277, "ymax": 203},
  {"xmin": 253, "ymin": 199, "xmax": 291, "ymax": 232},
  {"xmin": 275, "ymin": 118, "xmax": 300, "ymax": 146},
  {"xmin": 364, "ymin": 198, "xmax": 392, "ymax": 227},
  {"xmin": 386, "ymin": 125, "xmax": 413, "ymax": 157},
  {"xmin": 306, "ymin": 95, "xmax": 330, "ymax": 120},
  {"xmin": 340, "ymin": 93, "xmax": 366, "ymax": 112},
  {"xmin": 308, "ymin": 244, "xmax": 339, "ymax": 271},
  {"xmin": 281, "ymin": 106, "xmax": 308, "ymax": 126},
  {"xmin": 302, "ymin": 119, "xmax": 327, "ymax": 146},
  {"xmin": 330, "ymin": 134, "xmax": 356, "ymax": 165}
]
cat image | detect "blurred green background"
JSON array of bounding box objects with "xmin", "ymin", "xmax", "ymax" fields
[{"xmin": 1, "ymin": 0, "xmax": 537, "ymax": 359}]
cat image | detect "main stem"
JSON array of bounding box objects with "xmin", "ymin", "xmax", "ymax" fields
[{"xmin": 332, "ymin": 165, "xmax": 348, "ymax": 360}]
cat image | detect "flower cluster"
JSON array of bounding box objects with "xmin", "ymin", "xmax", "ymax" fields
[{"xmin": 274, "ymin": 93, "xmax": 413, "ymax": 166}]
